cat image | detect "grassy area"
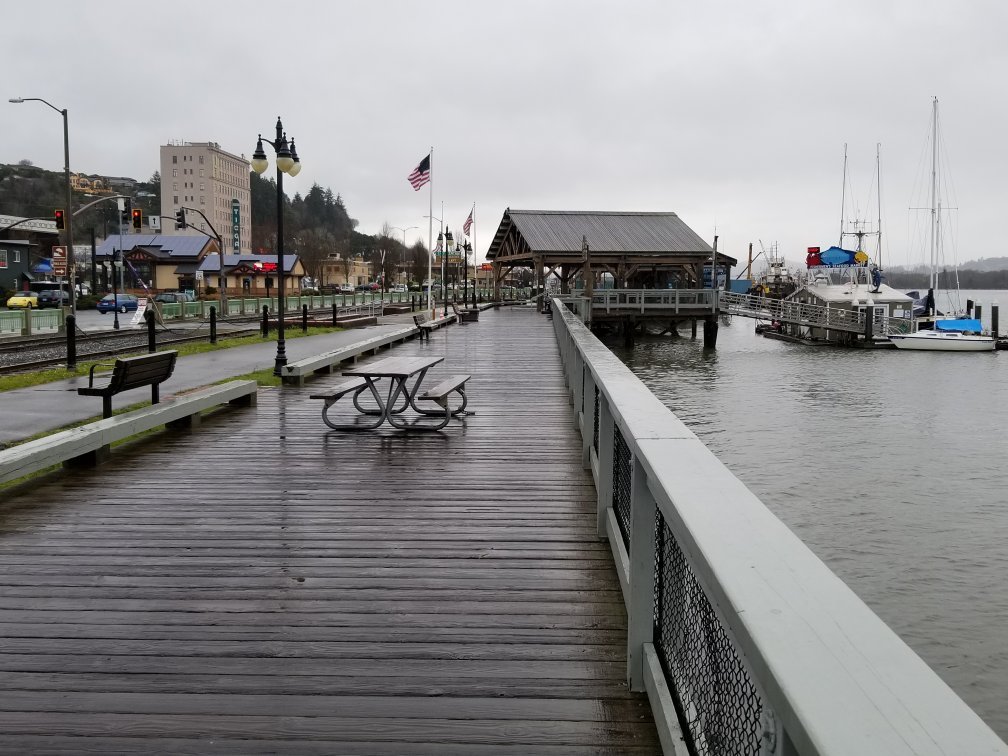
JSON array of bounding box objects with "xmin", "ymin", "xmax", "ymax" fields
[{"xmin": 0, "ymin": 326, "xmax": 342, "ymax": 392}]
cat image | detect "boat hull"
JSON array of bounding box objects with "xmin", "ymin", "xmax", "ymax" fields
[{"xmin": 888, "ymin": 331, "xmax": 995, "ymax": 351}]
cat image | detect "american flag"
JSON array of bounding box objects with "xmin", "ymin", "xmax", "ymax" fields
[
  {"xmin": 407, "ymin": 154, "xmax": 431, "ymax": 191},
  {"xmin": 462, "ymin": 208, "xmax": 473, "ymax": 236}
]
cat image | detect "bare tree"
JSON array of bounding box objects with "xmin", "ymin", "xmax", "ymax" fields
[
  {"xmin": 297, "ymin": 227, "xmax": 334, "ymax": 289},
  {"xmin": 410, "ymin": 240, "xmax": 431, "ymax": 286}
]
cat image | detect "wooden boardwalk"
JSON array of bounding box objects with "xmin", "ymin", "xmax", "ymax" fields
[{"xmin": 0, "ymin": 306, "xmax": 660, "ymax": 754}]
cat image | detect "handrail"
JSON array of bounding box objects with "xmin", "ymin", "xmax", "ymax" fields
[
  {"xmin": 720, "ymin": 290, "xmax": 914, "ymax": 336},
  {"xmin": 549, "ymin": 297, "xmax": 1006, "ymax": 755}
]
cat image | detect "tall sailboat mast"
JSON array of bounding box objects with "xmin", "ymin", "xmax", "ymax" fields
[
  {"xmin": 839, "ymin": 143, "xmax": 848, "ymax": 246},
  {"xmin": 929, "ymin": 97, "xmax": 939, "ymax": 292},
  {"xmin": 876, "ymin": 143, "xmax": 883, "ymax": 269}
]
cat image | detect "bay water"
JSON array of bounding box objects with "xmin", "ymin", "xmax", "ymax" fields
[{"xmin": 604, "ymin": 289, "xmax": 1008, "ymax": 740}]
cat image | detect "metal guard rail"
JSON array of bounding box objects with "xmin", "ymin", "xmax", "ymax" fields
[
  {"xmin": 719, "ymin": 291, "xmax": 915, "ymax": 336},
  {"xmin": 550, "ymin": 297, "xmax": 1006, "ymax": 756}
]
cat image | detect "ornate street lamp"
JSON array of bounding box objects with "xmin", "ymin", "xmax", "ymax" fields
[
  {"xmin": 9, "ymin": 97, "xmax": 76, "ymax": 314},
  {"xmin": 461, "ymin": 240, "xmax": 473, "ymax": 308},
  {"xmin": 251, "ymin": 117, "xmax": 301, "ymax": 376}
]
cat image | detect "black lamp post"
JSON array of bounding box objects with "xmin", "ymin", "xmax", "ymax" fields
[
  {"xmin": 251, "ymin": 117, "xmax": 301, "ymax": 376},
  {"xmin": 443, "ymin": 230, "xmax": 453, "ymax": 316},
  {"xmin": 461, "ymin": 240, "xmax": 473, "ymax": 308}
]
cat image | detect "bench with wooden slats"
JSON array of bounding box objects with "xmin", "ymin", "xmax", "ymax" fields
[
  {"xmin": 412, "ymin": 311, "xmax": 455, "ymax": 341},
  {"xmin": 77, "ymin": 350, "xmax": 178, "ymax": 419}
]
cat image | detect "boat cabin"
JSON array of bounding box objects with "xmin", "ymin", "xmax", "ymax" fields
[{"xmin": 783, "ymin": 265, "xmax": 914, "ymax": 344}]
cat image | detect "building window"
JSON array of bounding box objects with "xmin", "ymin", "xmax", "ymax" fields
[
  {"xmin": 199, "ymin": 155, "xmax": 204, "ymax": 164},
  {"xmin": 199, "ymin": 169, "xmax": 204, "ymax": 178},
  {"xmin": 13, "ymin": 251, "xmax": 20, "ymax": 263},
  {"xmin": 172, "ymin": 168, "xmax": 178, "ymax": 177},
  {"xmin": 173, "ymin": 195, "xmax": 178, "ymax": 204},
  {"xmin": 199, "ymin": 183, "xmax": 204, "ymax": 191},
  {"xmin": 200, "ymin": 196, "xmax": 205, "ymax": 205},
  {"xmin": 173, "ymin": 183, "xmax": 178, "ymax": 191},
  {"xmin": 172, "ymin": 156, "xmax": 177, "ymax": 164}
]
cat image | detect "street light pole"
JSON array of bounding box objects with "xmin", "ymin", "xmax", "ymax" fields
[
  {"xmin": 251, "ymin": 117, "xmax": 301, "ymax": 376},
  {"xmin": 9, "ymin": 97, "xmax": 76, "ymax": 315},
  {"xmin": 390, "ymin": 225, "xmax": 418, "ymax": 286},
  {"xmin": 443, "ymin": 229, "xmax": 453, "ymax": 317}
]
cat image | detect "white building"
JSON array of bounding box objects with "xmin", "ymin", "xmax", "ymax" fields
[{"xmin": 159, "ymin": 141, "xmax": 251, "ymax": 253}]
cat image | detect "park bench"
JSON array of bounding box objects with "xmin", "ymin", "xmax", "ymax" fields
[
  {"xmin": 412, "ymin": 311, "xmax": 454, "ymax": 341},
  {"xmin": 78, "ymin": 351, "xmax": 178, "ymax": 419},
  {"xmin": 1, "ymin": 380, "xmax": 258, "ymax": 483},
  {"xmin": 451, "ymin": 302, "xmax": 480, "ymax": 323}
]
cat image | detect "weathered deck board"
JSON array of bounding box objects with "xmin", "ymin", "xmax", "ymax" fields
[{"xmin": 0, "ymin": 306, "xmax": 660, "ymax": 753}]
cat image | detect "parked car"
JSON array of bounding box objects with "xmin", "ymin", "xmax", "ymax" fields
[
  {"xmin": 36, "ymin": 289, "xmax": 70, "ymax": 309},
  {"xmin": 97, "ymin": 294, "xmax": 139, "ymax": 314},
  {"xmin": 6, "ymin": 292, "xmax": 38, "ymax": 309},
  {"xmin": 339, "ymin": 284, "xmax": 354, "ymax": 294},
  {"xmin": 154, "ymin": 291, "xmax": 195, "ymax": 304},
  {"xmin": 391, "ymin": 284, "xmax": 408, "ymax": 293}
]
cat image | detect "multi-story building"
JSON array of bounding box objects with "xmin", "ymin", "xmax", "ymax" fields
[{"xmin": 159, "ymin": 141, "xmax": 251, "ymax": 253}]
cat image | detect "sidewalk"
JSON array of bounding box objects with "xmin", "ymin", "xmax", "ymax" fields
[{"xmin": 0, "ymin": 315, "xmax": 419, "ymax": 446}]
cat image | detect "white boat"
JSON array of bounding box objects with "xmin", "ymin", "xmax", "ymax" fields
[
  {"xmin": 891, "ymin": 98, "xmax": 995, "ymax": 352},
  {"xmin": 889, "ymin": 319, "xmax": 994, "ymax": 351}
]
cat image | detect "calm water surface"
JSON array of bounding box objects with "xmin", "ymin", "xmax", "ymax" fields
[{"xmin": 605, "ymin": 290, "xmax": 1008, "ymax": 740}]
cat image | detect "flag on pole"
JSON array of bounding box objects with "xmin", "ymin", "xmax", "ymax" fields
[
  {"xmin": 407, "ymin": 154, "xmax": 431, "ymax": 191},
  {"xmin": 462, "ymin": 208, "xmax": 473, "ymax": 237}
]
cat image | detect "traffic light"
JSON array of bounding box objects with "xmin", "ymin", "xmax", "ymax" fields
[
  {"xmin": 120, "ymin": 198, "xmax": 132, "ymax": 225},
  {"xmin": 174, "ymin": 208, "xmax": 186, "ymax": 230},
  {"xmin": 54, "ymin": 209, "xmax": 65, "ymax": 230},
  {"xmin": 131, "ymin": 208, "xmax": 143, "ymax": 230}
]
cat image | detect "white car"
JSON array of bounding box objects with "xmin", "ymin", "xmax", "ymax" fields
[{"xmin": 391, "ymin": 284, "xmax": 408, "ymax": 293}]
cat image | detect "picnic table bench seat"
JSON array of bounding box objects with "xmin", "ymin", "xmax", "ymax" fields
[{"xmin": 419, "ymin": 374, "xmax": 471, "ymax": 415}]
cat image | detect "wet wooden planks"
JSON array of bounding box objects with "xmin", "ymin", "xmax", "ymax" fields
[{"xmin": 0, "ymin": 306, "xmax": 661, "ymax": 754}]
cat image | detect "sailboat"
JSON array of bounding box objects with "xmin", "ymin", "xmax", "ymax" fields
[{"xmin": 889, "ymin": 98, "xmax": 995, "ymax": 352}]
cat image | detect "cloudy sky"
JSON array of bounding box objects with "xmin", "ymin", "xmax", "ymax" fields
[{"xmin": 4, "ymin": 0, "xmax": 1006, "ymax": 270}]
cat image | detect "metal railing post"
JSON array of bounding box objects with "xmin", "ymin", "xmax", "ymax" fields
[
  {"xmin": 597, "ymin": 396, "xmax": 615, "ymax": 539},
  {"xmin": 145, "ymin": 309, "xmax": 156, "ymax": 352},
  {"xmin": 65, "ymin": 314, "xmax": 76, "ymax": 370},
  {"xmin": 627, "ymin": 455, "xmax": 658, "ymax": 691}
]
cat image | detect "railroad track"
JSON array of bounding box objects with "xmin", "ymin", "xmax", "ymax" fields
[{"xmin": 0, "ymin": 323, "xmax": 262, "ymax": 375}]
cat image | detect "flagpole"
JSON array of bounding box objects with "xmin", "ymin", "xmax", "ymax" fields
[
  {"xmin": 472, "ymin": 202, "xmax": 477, "ymax": 306},
  {"xmin": 427, "ymin": 146, "xmax": 433, "ymax": 316}
]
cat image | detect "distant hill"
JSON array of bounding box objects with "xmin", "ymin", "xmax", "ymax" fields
[{"xmin": 889, "ymin": 257, "xmax": 1008, "ymax": 274}]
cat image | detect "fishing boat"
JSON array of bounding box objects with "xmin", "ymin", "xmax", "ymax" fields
[
  {"xmin": 749, "ymin": 243, "xmax": 798, "ymax": 299},
  {"xmin": 890, "ymin": 97, "xmax": 995, "ymax": 352}
]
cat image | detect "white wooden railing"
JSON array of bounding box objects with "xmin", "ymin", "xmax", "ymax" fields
[{"xmin": 550, "ymin": 297, "xmax": 1007, "ymax": 756}]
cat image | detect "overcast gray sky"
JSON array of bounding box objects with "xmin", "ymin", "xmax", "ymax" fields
[{"xmin": 4, "ymin": 0, "xmax": 1006, "ymax": 270}]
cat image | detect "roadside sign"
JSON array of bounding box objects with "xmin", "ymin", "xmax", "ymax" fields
[
  {"xmin": 231, "ymin": 198, "xmax": 241, "ymax": 250},
  {"xmin": 130, "ymin": 298, "xmax": 148, "ymax": 327},
  {"xmin": 52, "ymin": 246, "xmax": 67, "ymax": 276}
]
